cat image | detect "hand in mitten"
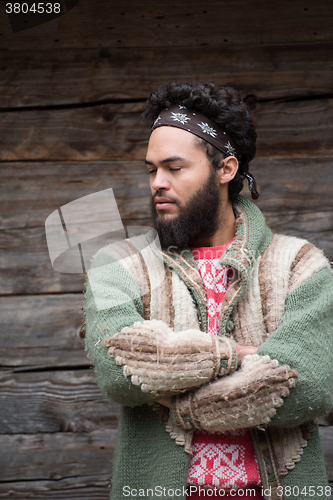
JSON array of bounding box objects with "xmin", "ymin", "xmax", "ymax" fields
[
  {"xmin": 104, "ymin": 319, "xmax": 237, "ymax": 395},
  {"xmin": 172, "ymin": 354, "xmax": 298, "ymax": 432}
]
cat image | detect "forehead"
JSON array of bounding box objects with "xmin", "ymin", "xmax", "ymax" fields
[{"xmin": 147, "ymin": 126, "xmax": 202, "ymax": 159}]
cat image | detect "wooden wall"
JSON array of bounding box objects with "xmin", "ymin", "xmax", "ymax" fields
[{"xmin": 0, "ymin": 0, "xmax": 332, "ymax": 498}]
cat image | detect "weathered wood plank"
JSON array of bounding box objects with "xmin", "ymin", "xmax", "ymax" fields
[
  {"xmin": 1, "ymin": 0, "xmax": 333, "ymax": 49},
  {"xmin": 0, "ymin": 369, "xmax": 119, "ymax": 434},
  {"xmin": 1, "ymin": 42, "xmax": 333, "ymax": 108},
  {"xmin": 0, "ymin": 480, "xmax": 109, "ymax": 500},
  {"xmin": 0, "ymin": 294, "xmax": 86, "ymax": 368},
  {"xmin": 1, "ymin": 98, "xmax": 333, "ymax": 161},
  {"xmin": 0, "ymin": 101, "xmax": 147, "ymax": 161},
  {"xmin": 0, "ymin": 430, "xmax": 116, "ymax": 482},
  {"xmin": 0, "ymin": 227, "xmax": 86, "ymax": 294},
  {"xmin": 0, "ymin": 161, "xmax": 151, "ymax": 230},
  {"xmin": 319, "ymin": 426, "xmax": 333, "ymax": 481},
  {"xmin": 262, "ymin": 210, "xmax": 333, "ymax": 256},
  {"xmin": 252, "ymin": 157, "xmax": 333, "ymax": 212},
  {"xmin": 254, "ymin": 98, "xmax": 333, "ymax": 158}
]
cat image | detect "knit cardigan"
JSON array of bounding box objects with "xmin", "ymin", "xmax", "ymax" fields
[{"xmin": 85, "ymin": 196, "xmax": 333, "ymax": 500}]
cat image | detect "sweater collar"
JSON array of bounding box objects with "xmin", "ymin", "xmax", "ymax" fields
[
  {"xmin": 219, "ymin": 195, "xmax": 273, "ymax": 272},
  {"xmin": 162, "ymin": 196, "xmax": 272, "ymax": 270}
]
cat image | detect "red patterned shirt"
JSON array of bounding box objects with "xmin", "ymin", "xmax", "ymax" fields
[{"xmin": 188, "ymin": 241, "xmax": 261, "ymax": 493}]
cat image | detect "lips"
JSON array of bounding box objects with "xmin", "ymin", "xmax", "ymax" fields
[{"xmin": 154, "ymin": 196, "xmax": 175, "ymax": 210}]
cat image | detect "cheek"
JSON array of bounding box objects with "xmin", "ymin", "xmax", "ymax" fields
[{"xmin": 178, "ymin": 168, "xmax": 210, "ymax": 193}]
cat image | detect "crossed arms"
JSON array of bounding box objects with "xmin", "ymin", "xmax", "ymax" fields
[
  {"xmin": 84, "ymin": 248, "xmax": 333, "ymax": 434},
  {"xmin": 85, "ymin": 236, "xmax": 333, "ymax": 436},
  {"xmin": 103, "ymin": 319, "xmax": 297, "ymax": 433}
]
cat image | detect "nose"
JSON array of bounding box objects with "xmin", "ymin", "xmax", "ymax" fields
[{"xmin": 150, "ymin": 169, "xmax": 171, "ymax": 192}]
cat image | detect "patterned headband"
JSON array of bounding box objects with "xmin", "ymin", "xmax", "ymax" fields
[
  {"xmin": 151, "ymin": 105, "xmax": 240, "ymax": 159},
  {"xmin": 150, "ymin": 104, "xmax": 259, "ymax": 199}
]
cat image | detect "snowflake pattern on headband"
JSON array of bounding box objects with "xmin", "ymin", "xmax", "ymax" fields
[
  {"xmin": 153, "ymin": 115, "xmax": 161, "ymax": 126},
  {"xmin": 171, "ymin": 112, "xmax": 190, "ymax": 124},
  {"xmin": 198, "ymin": 122, "xmax": 217, "ymax": 138},
  {"xmin": 226, "ymin": 141, "xmax": 236, "ymax": 156}
]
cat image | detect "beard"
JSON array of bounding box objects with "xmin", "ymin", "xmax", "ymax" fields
[{"xmin": 150, "ymin": 168, "xmax": 222, "ymax": 250}]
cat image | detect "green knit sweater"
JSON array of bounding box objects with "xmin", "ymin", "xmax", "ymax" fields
[{"xmin": 85, "ymin": 197, "xmax": 333, "ymax": 500}]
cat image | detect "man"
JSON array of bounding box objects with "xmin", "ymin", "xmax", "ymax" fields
[{"xmin": 85, "ymin": 82, "xmax": 333, "ymax": 500}]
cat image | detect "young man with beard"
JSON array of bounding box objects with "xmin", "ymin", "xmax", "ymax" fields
[{"xmin": 85, "ymin": 83, "xmax": 333, "ymax": 500}]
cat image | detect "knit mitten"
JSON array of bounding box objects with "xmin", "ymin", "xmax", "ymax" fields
[
  {"xmin": 104, "ymin": 319, "xmax": 237, "ymax": 395},
  {"xmin": 171, "ymin": 354, "xmax": 298, "ymax": 432}
]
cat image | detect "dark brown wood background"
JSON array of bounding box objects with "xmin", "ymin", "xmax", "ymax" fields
[{"xmin": 0, "ymin": 0, "xmax": 332, "ymax": 498}]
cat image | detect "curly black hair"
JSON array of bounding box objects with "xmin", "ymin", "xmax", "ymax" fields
[{"xmin": 143, "ymin": 82, "xmax": 257, "ymax": 202}]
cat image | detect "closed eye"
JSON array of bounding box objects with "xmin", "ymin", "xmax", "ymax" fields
[{"xmin": 147, "ymin": 167, "xmax": 181, "ymax": 175}]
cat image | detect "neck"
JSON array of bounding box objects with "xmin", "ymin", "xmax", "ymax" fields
[{"xmin": 191, "ymin": 199, "xmax": 236, "ymax": 247}]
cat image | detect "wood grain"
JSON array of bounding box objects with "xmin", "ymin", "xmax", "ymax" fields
[
  {"xmin": 0, "ymin": 226, "xmax": 86, "ymax": 294},
  {"xmin": 0, "ymin": 429, "xmax": 116, "ymax": 482},
  {"xmin": 1, "ymin": 42, "xmax": 333, "ymax": 108},
  {"xmin": 0, "ymin": 480, "xmax": 110, "ymax": 500},
  {"xmin": 254, "ymin": 98, "xmax": 333, "ymax": 158},
  {"xmin": 0, "ymin": 294, "xmax": 86, "ymax": 369},
  {"xmin": 0, "ymin": 369, "xmax": 119, "ymax": 434},
  {"xmin": 262, "ymin": 211, "xmax": 333, "ymax": 254},
  {"xmin": 319, "ymin": 426, "xmax": 333, "ymax": 481},
  {"xmin": 1, "ymin": 98, "xmax": 333, "ymax": 161},
  {"xmin": 0, "ymin": 101, "xmax": 148, "ymax": 161},
  {"xmin": 0, "ymin": 0, "xmax": 333, "ymax": 49},
  {"xmin": 0, "ymin": 161, "xmax": 151, "ymax": 230},
  {"xmin": 252, "ymin": 157, "xmax": 333, "ymax": 212}
]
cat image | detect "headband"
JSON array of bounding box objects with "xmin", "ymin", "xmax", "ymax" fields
[
  {"xmin": 151, "ymin": 105, "xmax": 239, "ymax": 159},
  {"xmin": 150, "ymin": 104, "xmax": 259, "ymax": 200}
]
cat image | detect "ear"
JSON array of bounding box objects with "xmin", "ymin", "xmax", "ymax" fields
[{"xmin": 217, "ymin": 156, "xmax": 239, "ymax": 185}]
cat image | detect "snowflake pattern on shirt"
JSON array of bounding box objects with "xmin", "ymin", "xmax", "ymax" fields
[
  {"xmin": 188, "ymin": 242, "xmax": 261, "ymax": 489},
  {"xmin": 187, "ymin": 431, "xmax": 261, "ymax": 489}
]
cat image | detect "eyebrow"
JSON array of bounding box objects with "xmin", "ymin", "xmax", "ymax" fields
[{"xmin": 145, "ymin": 156, "xmax": 187, "ymax": 165}]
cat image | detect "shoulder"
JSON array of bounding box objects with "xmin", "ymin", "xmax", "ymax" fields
[
  {"xmin": 87, "ymin": 238, "xmax": 149, "ymax": 297},
  {"xmin": 262, "ymin": 233, "xmax": 332, "ymax": 291}
]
